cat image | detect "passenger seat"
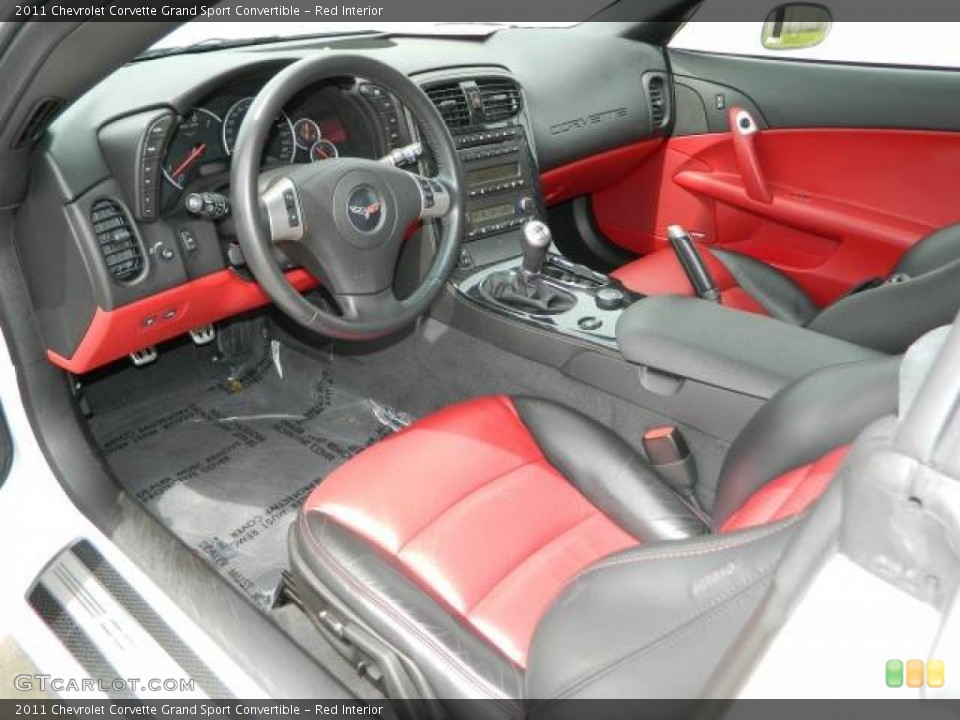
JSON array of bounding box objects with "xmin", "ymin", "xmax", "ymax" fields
[{"xmin": 611, "ymin": 223, "xmax": 960, "ymax": 353}]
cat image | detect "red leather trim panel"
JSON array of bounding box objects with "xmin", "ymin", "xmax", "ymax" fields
[
  {"xmin": 610, "ymin": 246, "xmax": 769, "ymax": 316},
  {"xmin": 304, "ymin": 396, "xmax": 637, "ymax": 667},
  {"xmin": 540, "ymin": 139, "xmax": 662, "ymax": 207},
  {"xmin": 594, "ymin": 129, "xmax": 960, "ymax": 305},
  {"xmin": 46, "ymin": 268, "xmax": 317, "ymax": 374},
  {"xmin": 720, "ymin": 445, "xmax": 851, "ymax": 533}
]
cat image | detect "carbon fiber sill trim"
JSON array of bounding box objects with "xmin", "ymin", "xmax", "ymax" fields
[{"xmin": 71, "ymin": 540, "xmax": 233, "ymax": 699}]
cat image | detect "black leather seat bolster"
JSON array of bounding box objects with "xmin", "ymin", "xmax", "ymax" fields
[
  {"xmin": 895, "ymin": 223, "xmax": 960, "ymax": 277},
  {"xmin": 808, "ymin": 259, "xmax": 960, "ymax": 353},
  {"xmin": 289, "ymin": 512, "xmax": 525, "ymax": 712},
  {"xmin": 711, "ymin": 249, "xmax": 819, "ymax": 326},
  {"xmin": 525, "ymin": 517, "xmax": 800, "ymax": 708},
  {"xmin": 711, "ymin": 356, "xmax": 901, "ymax": 528},
  {"xmin": 511, "ymin": 397, "xmax": 709, "ymax": 543}
]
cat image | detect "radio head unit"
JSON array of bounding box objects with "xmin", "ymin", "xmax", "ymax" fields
[{"xmin": 455, "ymin": 124, "xmax": 542, "ymax": 242}]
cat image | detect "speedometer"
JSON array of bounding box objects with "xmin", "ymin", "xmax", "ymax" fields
[
  {"xmin": 162, "ymin": 108, "xmax": 222, "ymax": 190},
  {"xmin": 221, "ymin": 96, "xmax": 296, "ymax": 165}
]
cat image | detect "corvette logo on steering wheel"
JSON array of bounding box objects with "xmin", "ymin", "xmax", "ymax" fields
[
  {"xmin": 346, "ymin": 186, "xmax": 384, "ymax": 232},
  {"xmin": 349, "ymin": 201, "xmax": 381, "ymax": 220}
]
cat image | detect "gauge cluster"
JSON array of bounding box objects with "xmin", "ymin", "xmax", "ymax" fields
[{"xmin": 158, "ymin": 81, "xmax": 375, "ymax": 212}]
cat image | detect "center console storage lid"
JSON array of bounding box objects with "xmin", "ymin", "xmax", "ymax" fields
[{"xmin": 616, "ymin": 295, "xmax": 884, "ymax": 399}]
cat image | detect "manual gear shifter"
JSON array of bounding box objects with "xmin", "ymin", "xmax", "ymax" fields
[
  {"xmin": 477, "ymin": 220, "xmax": 576, "ymax": 315},
  {"xmin": 520, "ymin": 220, "xmax": 552, "ymax": 278}
]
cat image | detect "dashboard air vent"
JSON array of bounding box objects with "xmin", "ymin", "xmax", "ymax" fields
[
  {"xmin": 90, "ymin": 200, "xmax": 143, "ymax": 282},
  {"xmin": 647, "ymin": 75, "xmax": 668, "ymax": 128},
  {"xmin": 425, "ymin": 82, "xmax": 471, "ymax": 128},
  {"xmin": 476, "ymin": 78, "xmax": 522, "ymax": 122}
]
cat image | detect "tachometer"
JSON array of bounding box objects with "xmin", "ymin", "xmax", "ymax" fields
[
  {"xmin": 162, "ymin": 108, "xmax": 222, "ymax": 190},
  {"xmin": 310, "ymin": 139, "xmax": 339, "ymax": 162},
  {"xmin": 222, "ymin": 96, "xmax": 296, "ymax": 165},
  {"xmin": 294, "ymin": 118, "xmax": 321, "ymax": 149}
]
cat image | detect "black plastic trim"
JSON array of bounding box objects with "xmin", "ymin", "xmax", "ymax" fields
[{"xmin": 669, "ymin": 48, "xmax": 960, "ymax": 131}]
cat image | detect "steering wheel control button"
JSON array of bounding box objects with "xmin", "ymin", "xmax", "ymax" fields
[
  {"xmin": 260, "ymin": 178, "xmax": 304, "ymax": 244},
  {"xmin": 346, "ymin": 185, "xmax": 384, "ymax": 233},
  {"xmin": 416, "ymin": 176, "xmax": 450, "ymax": 220},
  {"xmin": 283, "ymin": 189, "xmax": 300, "ymax": 227},
  {"xmin": 595, "ymin": 286, "xmax": 625, "ymax": 311},
  {"xmin": 578, "ymin": 316, "xmax": 603, "ymax": 331},
  {"xmin": 416, "ymin": 177, "xmax": 435, "ymax": 208}
]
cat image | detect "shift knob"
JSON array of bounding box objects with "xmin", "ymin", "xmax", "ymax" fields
[{"xmin": 521, "ymin": 220, "xmax": 552, "ymax": 276}]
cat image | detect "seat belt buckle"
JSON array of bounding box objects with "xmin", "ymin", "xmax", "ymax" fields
[{"xmin": 642, "ymin": 425, "xmax": 700, "ymax": 503}]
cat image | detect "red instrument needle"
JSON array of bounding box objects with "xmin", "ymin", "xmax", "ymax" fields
[{"xmin": 171, "ymin": 143, "xmax": 206, "ymax": 179}]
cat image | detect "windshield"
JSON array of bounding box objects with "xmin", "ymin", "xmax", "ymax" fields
[{"xmin": 145, "ymin": 21, "xmax": 579, "ymax": 55}]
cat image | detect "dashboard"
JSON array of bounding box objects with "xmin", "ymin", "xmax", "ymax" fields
[{"xmin": 16, "ymin": 28, "xmax": 670, "ymax": 374}]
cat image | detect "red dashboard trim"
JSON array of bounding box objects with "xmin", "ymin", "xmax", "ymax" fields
[
  {"xmin": 539, "ymin": 139, "xmax": 662, "ymax": 207},
  {"xmin": 47, "ymin": 268, "xmax": 317, "ymax": 374}
]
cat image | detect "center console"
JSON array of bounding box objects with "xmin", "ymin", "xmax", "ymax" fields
[{"xmin": 417, "ymin": 71, "xmax": 637, "ymax": 347}]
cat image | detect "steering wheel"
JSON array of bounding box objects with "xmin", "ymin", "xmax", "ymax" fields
[{"xmin": 230, "ymin": 55, "xmax": 465, "ymax": 340}]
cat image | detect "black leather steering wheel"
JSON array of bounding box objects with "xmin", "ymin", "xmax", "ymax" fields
[{"xmin": 231, "ymin": 55, "xmax": 465, "ymax": 340}]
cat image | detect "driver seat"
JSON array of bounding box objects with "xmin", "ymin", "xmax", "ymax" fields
[{"xmin": 289, "ymin": 356, "xmax": 899, "ymax": 707}]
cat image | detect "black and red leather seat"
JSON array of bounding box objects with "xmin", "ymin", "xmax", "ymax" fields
[
  {"xmin": 289, "ymin": 356, "xmax": 899, "ymax": 707},
  {"xmin": 610, "ymin": 223, "xmax": 960, "ymax": 353}
]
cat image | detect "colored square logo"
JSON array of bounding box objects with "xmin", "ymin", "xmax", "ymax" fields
[
  {"xmin": 907, "ymin": 659, "xmax": 925, "ymax": 688},
  {"xmin": 928, "ymin": 660, "xmax": 945, "ymax": 688},
  {"xmin": 886, "ymin": 659, "xmax": 904, "ymax": 688}
]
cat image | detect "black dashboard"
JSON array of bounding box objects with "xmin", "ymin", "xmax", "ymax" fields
[{"xmin": 15, "ymin": 27, "xmax": 671, "ymax": 372}]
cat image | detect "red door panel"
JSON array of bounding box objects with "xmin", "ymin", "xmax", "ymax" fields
[{"xmin": 589, "ymin": 129, "xmax": 960, "ymax": 306}]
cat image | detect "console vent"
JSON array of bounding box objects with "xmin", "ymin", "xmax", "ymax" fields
[
  {"xmin": 476, "ymin": 78, "xmax": 522, "ymax": 122},
  {"xmin": 646, "ymin": 75, "xmax": 669, "ymax": 129},
  {"xmin": 12, "ymin": 97, "xmax": 65, "ymax": 148},
  {"xmin": 425, "ymin": 83, "xmax": 471, "ymax": 128},
  {"xmin": 90, "ymin": 200, "xmax": 143, "ymax": 282}
]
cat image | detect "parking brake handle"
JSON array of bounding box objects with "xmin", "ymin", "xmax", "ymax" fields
[{"xmin": 667, "ymin": 225, "xmax": 721, "ymax": 303}]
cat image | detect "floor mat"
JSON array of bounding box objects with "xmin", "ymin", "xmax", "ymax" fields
[{"xmin": 88, "ymin": 341, "xmax": 411, "ymax": 609}]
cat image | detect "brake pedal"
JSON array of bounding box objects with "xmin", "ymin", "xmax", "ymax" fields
[
  {"xmin": 129, "ymin": 347, "xmax": 157, "ymax": 367},
  {"xmin": 189, "ymin": 324, "xmax": 216, "ymax": 346}
]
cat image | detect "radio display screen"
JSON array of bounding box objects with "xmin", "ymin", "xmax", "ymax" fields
[
  {"xmin": 467, "ymin": 163, "xmax": 518, "ymax": 187},
  {"xmin": 468, "ymin": 203, "xmax": 515, "ymax": 226}
]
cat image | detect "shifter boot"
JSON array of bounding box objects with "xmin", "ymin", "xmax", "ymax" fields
[{"xmin": 479, "ymin": 271, "xmax": 577, "ymax": 314}]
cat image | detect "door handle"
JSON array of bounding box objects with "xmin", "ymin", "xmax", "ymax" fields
[{"xmin": 729, "ymin": 107, "xmax": 773, "ymax": 204}]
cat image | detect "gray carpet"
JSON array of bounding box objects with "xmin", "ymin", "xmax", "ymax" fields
[{"xmin": 88, "ymin": 340, "xmax": 411, "ymax": 610}]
